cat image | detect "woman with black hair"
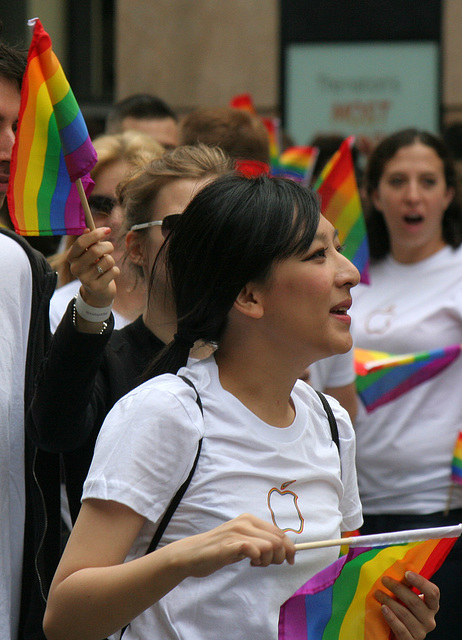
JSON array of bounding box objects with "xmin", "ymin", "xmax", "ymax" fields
[
  {"xmin": 352, "ymin": 128, "xmax": 462, "ymax": 639},
  {"xmin": 44, "ymin": 175, "xmax": 439, "ymax": 640}
]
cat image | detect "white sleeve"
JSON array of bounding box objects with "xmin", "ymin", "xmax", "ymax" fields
[
  {"xmin": 324, "ymin": 349, "xmax": 356, "ymax": 388},
  {"xmin": 83, "ymin": 376, "xmax": 204, "ymax": 525},
  {"xmin": 330, "ymin": 396, "xmax": 363, "ymax": 532}
]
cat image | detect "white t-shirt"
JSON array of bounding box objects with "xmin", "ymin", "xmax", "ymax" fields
[
  {"xmin": 49, "ymin": 279, "xmax": 129, "ymax": 332},
  {"xmin": 0, "ymin": 234, "xmax": 32, "ymax": 640},
  {"xmin": 84, "ymin": 356, "xmax": 361, "ymax": 640},
  {"xmin": 351, "ymin": 246, "xmax": 462, "ymax": 514},
  {"xmin": 308, "ymin": 350, "xmax": 355, "ymax": 391}
]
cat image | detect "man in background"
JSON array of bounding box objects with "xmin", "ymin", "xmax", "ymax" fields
[
  {"xmin": 105, "ymin": 92, "xmax": 179, "ymax": 149},
  {"xmin": 180, "ymin": 106, "xmax": 270, "ymax": 169},
  {"xmin": 0, "ymin": 37, "xmax": 57, "ymax": 640}
]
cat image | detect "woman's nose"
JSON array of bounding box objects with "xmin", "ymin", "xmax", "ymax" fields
[
  {"xmin": 337, "ymin": 251, "xmax": 360, "ymax": 287},
  {"xmin": 404, "ymin": 179, "xmax": 421, "ymax": 202}
]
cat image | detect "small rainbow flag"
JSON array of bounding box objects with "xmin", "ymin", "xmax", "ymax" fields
[
  {"xmin": 229, "ymin": 92, "xmax": 256, "ymax": 114},
  {"xmin": 262, "ymin": 116, "xmax": 282, "ymax": 173},
  {"xmin": 279, "ymin": 526, "xmax": 461, "ymax": 640},
  {"xmin": 272, "ymin": 146, "xmax": 319, "ymax": 185},
  {"xmin": 354, "ymin": 345, "xmax": 462, "ymax": 413},
  {"xmin": 7, "ymin": 17, "xmax": 96, "ymax": 236},
  {"xmin": 314, "ymin": 136, "xmax": 369, "ymax": 284},
  {"xmin": 229, "ymin": 93, "xmax": 281, "ymax": 175},
  {"xmin": 451, "ymin": 431, "xmax": 462, "ymax": 486}
]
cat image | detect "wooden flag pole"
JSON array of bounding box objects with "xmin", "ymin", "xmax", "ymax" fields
[
  {"xmin": 76, "ymin": 178, "xmax": 95, "ymax": 231},
  {"xmin": 295, "ymin": 537, "xmax": 347, "ymax": 551}
]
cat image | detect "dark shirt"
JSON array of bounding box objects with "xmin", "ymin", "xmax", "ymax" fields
[{"xmin": 27, "ymin": 301, "xmax": 164, "ymax": 520}]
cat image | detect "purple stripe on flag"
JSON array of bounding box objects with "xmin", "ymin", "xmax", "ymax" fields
[{"xmin": 64, "ymin": 136, "xmax": 97, "ymax": 181}]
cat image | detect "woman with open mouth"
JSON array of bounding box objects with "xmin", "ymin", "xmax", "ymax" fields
[{"xmin": 351, "ymin": 128, "xmax": 462, "ymax": 639}]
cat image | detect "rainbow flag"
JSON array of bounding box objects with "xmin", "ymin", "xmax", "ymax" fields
[
  {"xmin": 354, "ymin": 345, "xmax": 462, "ymax": 413},
  {"xmin": 7, "ymin": 17, "xmax": 96, "ymax": 236},
  {"xmin": 279, "ymin": 531, "xmax": 459, "ymax": 640},
  {"xmin": 229, "ymin": 92, "xmax": 256, "ymax": 114},
  {"xmin": 229, "ymin": 93, "xmax": 281, "ymax": 174},
  {"xmin": 451, "ymin": 431, "xmax": 462, "ymax": 486},
  {"xmin": 314, "ymin": 136, "xmax": 369, "ymax": 284},
  {"xmin": 261, "ymin": 116, "xmax": 282, "ymax": 173},
  {"xmin": 272, "ymin": 146, "xmax": 319, "ymax": 185}
]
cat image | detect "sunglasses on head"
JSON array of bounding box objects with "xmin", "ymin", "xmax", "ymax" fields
[{"xmin": 130, "ymin": 213, "xmax": 182, "ymax": 238}]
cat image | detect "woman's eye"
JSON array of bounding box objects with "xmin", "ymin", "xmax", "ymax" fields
[
  {"xmin": 336, "ymin": 244, "xmax": 345, "ymax": 254},
  {"xmin": 303, "ymin": 247, "xmax": 327, "ymax": 261},
  {"xmin": 422, "ymin": 177, "xmax": 437, "ymax": 187},
  {"xmin": 388, "ymin": 176, "xmax": 405, "ymax": 187}
]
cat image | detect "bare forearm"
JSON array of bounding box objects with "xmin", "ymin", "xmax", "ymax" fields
[
  {"xmin": 44, "ymin": 512, "xmax": 295, "ymax": 640},
  {"xmin": 44, "ymin": 544, "xmax": 187, "ymax": 640}
]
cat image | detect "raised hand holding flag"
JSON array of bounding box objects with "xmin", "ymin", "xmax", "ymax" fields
[{"xmin": 7, "ymin": 17, "xmax": 97, "ymax": 236}]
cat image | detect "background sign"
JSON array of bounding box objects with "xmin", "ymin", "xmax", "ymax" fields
[{"xmin": 285, "ymin": 42, "xmax": 439, "ymax": 146}]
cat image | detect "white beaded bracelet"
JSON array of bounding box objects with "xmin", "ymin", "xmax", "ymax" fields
[{"xmin": 74, "ymin": 292, "xmax": 113, "ymax": 322}]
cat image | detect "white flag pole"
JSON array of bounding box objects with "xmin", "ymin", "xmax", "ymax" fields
[{"xmin": 294, "ymin": 523, "xmax": 462, "ymax": 552}]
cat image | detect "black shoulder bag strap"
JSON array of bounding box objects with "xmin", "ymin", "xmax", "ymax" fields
[
  {"xmin": 120, "ymin": 376, "xmax": 203, "ymax": 638},
  {"xmin": 145, "ymin": 375, "xmax": 203, "ymax": 555},
  {"xmin": 315, "ymin": 390, "xmax": 340, "ymax": 452}
]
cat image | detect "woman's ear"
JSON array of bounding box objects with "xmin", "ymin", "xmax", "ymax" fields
[
  {"xmin": 125, "ymin": 230, "xmax": 147, "ymax": 266},
  {"xmin": 233, "ymin": 283, "xmax": 265, "ymax": 319},
  {"xmin": 443, "ymin": 185, "xmax": 456, "ymax": 211},
  {"xmin": 371, "ymin": 189, "xmax": 383, "ymax": 213}
]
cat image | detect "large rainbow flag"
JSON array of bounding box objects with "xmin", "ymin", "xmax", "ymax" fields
[
  {"xmin": 314, "ymin": 136, "xmax": 369, "ymax": 284},
  {"xmin": 354, "ymin": 345, "xmax": 462, "ymax": 413},
  {"xmin": 279, "ymin": 525, "xmax": 461, "ymax": 640},
  {"xmin": 7, "ymin": 17, "xmax": 96, "ymax": 236},
  {"xmin": 272, "ymin": 146, "xmax": 319, "ymax": 185}
]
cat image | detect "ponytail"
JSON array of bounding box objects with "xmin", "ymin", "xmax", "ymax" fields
[{"xmin": 142, "ymin": 332, "xmax": 196, "ymax": 380}]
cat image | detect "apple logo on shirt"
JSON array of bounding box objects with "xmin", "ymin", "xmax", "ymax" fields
[
  {"xmin": 267, "ymin": 480, "xmax": 304, "ymax": 534},
  {"xmin": 364, "ymin": 305, "xmax": 395, "ymax": 334}
]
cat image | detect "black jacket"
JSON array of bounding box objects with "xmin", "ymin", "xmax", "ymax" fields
[
  {"xmin": 0, "ymin": 229, "xmax": 57, "ymax": 640},
  {"xmin": 27, "ymin": 304, "xmax": 164, "ymax": 521}
]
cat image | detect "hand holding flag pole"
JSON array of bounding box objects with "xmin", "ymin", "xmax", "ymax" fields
[
  {"xmin": 280, "ymin": 525, "xmax": 460, "ymax": 640},
  {"xmin": 75, "ymin": 179, "xmax": 95, "ymax": 230}
]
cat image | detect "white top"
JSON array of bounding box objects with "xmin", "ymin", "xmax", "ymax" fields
[
  {"xmin": 308, "ymin": 349, "xmax": 355, "ymax": 391},
  {"xmin": 0, "ymin": 234, "xmax": 32, "ymax": 639},
  {"xmin": 84, "ymin": 356, "xmax": 362, "ymax": 640},
  {"xmin": 49, "ymin": 279, "xmax": 129, "ymax": 332},
  {"xmin": 351, "ymin": 246, "xmax": 462, "ymax": 514}
]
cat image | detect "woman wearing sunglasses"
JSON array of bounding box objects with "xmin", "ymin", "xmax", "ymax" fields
[
  {"xmin": 27, "ymin": 145, "xmax": 233, "ymax": 526},
  {"xmin": 43, "ymin": 174, "xmax": 439, "ymax": 640},
  {"xmin": 48, "ymin": 130, "xmax": 164, "ymax": 331}
]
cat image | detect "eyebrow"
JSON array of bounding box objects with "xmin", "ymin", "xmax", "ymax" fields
[{"xmin": 314, "ymin": 228, "xmax": 339, "ymax": 242}]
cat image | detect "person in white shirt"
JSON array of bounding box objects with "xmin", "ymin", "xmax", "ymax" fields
[
  {"xmin": 351, "ymin": 128, "xmax": 462, "ymax": 639},
  {"xmin": 44, "ymin": 174, "xmax": 439, "ymax": 640}
]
